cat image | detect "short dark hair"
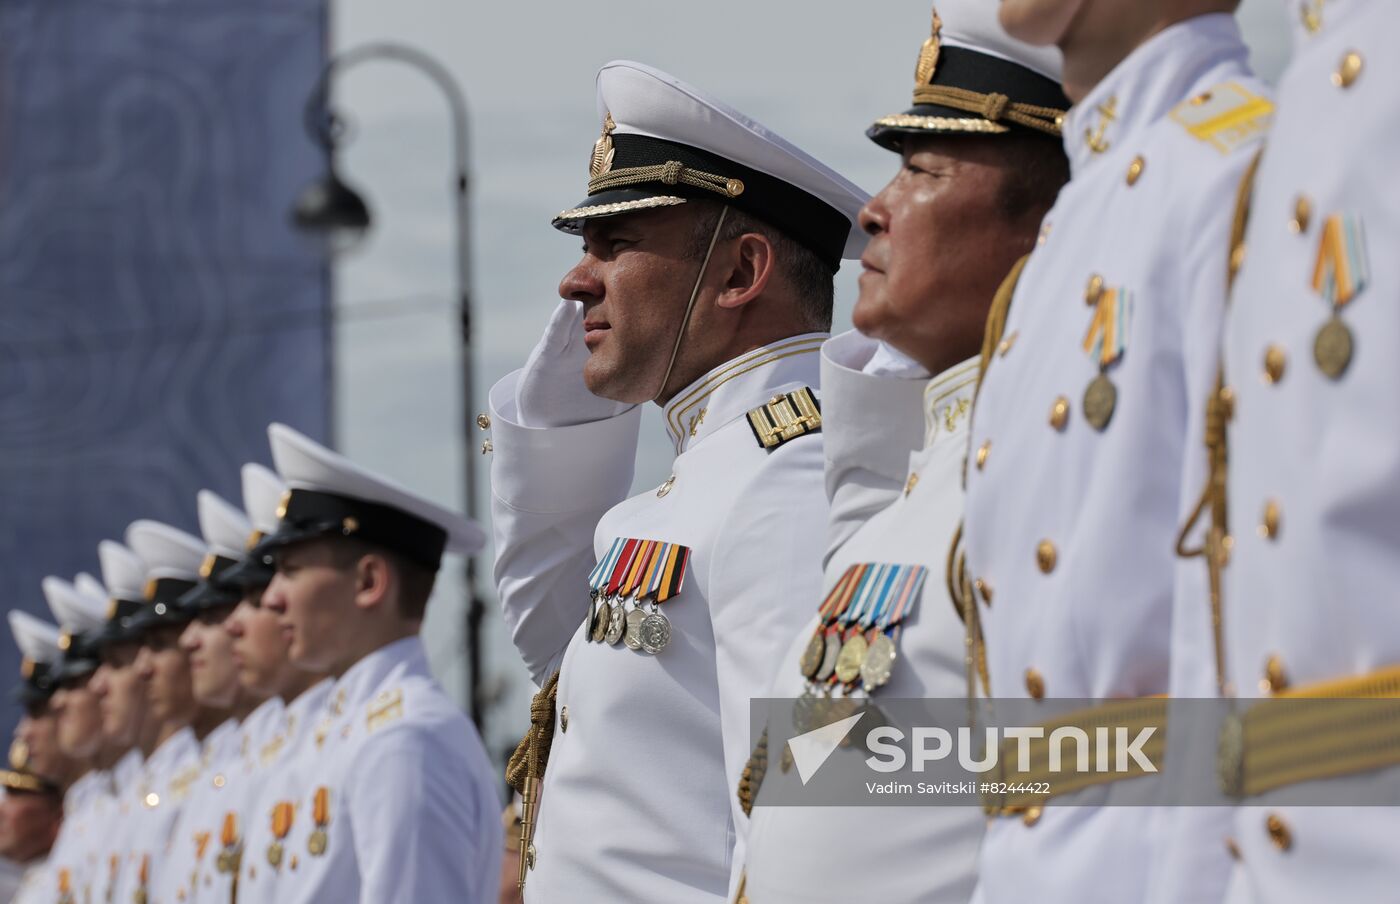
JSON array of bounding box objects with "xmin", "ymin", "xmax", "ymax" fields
[
  {"xmin": 689, "ymin": 201, "xmax": 837, "ymax": 331},
  {"xmin": 329, "ymin": 539, "xmax": 438, "ymax": 622},
  {"xmin": 990, "ymin": 132, "xmax": 1070, "ymax": 225}
]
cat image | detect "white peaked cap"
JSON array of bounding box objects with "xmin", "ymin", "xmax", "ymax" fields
[
  {"xmin": 42, "ymin": 577, "xmax": 108, "ymax": 635},
  {"xmin": 8, "ymin": 611, "xmax": 61, "ymax": 664},
  {"xmin": 241, "ymin": 463, "xmax": 287, "ymax": 538},
  {"xmin": 268, "ymin": 422, "xmax": 485, "ymax": 558},
  {"xmin": 124, "ymin": 520, "xmax": 206, "ymax": 583},
  {"xmin": 74, "ymin": 573, "xmax": 108, "ymax": 604},
  {"xmin": 555, "ymin": 60, "xmax": 870, "ymax": 264},
  {"xmin": 937, "ymin": 0, "xmax": 1062, "ymax": 80},
  {"xmin": 197, "ymin": 490, "xmax": 253, "ymax": 561},
  {"xmin": 99, "ymin": 541, "xmax": 147, "ymax": 601}
]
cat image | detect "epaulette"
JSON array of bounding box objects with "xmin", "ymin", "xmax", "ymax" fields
[
  {"xmin": 169, "ymin": 764, "xmax": 201, "ymax": 802},
  {"xmin": 747, "ymin": 387, "xmax": 822, "ymax": 452},
  {"xmin": 1168, "ymin": 82, "xmax": 1273, "ymax": 155},
  {"xmin": 366, "ymin": 688, "xmax": 405, "ymax": 732}
]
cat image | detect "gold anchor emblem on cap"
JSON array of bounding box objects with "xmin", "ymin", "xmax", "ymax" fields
[
  {"xmin": 914, "ymin": 8, "xmax": 943, "ymax": 85},
  {"xmin": 1085, "ymin": 97, "xmax": 1118, "ymax": 154},
  {"xmin": 590, "ymin": 112, "xmax": 616, "ymax": 178}
]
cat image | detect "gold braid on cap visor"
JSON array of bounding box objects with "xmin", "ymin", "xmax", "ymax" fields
[
  {"xmin": 587, "ymin": 159, "xmax": 745, "ymax": 199},
  {"xmin": 894, "ymin": 84, "xmax": 1064, "ymax": 137}
]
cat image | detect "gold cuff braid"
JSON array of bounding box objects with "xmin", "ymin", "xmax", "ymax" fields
[{"xmin": 912, "ymin": 85, "xmax": 1065, "ymax": 137}]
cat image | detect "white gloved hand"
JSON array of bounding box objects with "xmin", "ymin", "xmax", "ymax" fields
[{"xmin": 515, "ymin": 300, "xmax": 636, "ymax": 428}]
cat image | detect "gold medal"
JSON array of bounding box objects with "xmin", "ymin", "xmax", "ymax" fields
[
  {"xmin": 267, "ymin": 842, "xmax": 284, "ymax": 868},
  {"xmin": 816, "ymin": 631, "xmax": 841, "ymax": 681},
  {"xmin": 307, "ymin": 829, "xmax": 327, "ymax": 857},
  {"xmin": 590, "ymin": 599, "xmax": 609, "ymax": 643},
  {"xmin": 1083, "ymin": 373, "xmax": 1117, "ymax": 431},
  {"xmin": 623, "ymin": 609, "xmax": 645, "ymax": 651},
  {"xmin": 799, "ymin": 631, "xmax": 825, "ymax": 679},
  {"xmin": 638, "ymin": 611, "xmax": 671, "ymax": 654},
  {"xmin": 860, "ymin": 633, "xmax": 898, "ymax": 690},
  {"xmin": 834, "ymin": 633, "xmax": 868, "ymax": 685},
  {"xmin": 604, "ymin": 602, "xmax": 626, "ymax": 645},
  {"xmin": 1314, "ymin": 316, "xmax": 1353, "ymax": 379}
]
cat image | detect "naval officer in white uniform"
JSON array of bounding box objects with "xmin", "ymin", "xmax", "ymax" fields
[
  {"xmin": 254, "ymin": 423, "xmax": 501, "ymax": 904},
  {"xmin": 737, "ymin": 3, "xmax": 1069, "ymax": 902},
  {"xmin": 1193, "ymin": 1, "xmax": 1400, "ymax": 900},
  {"xmin": 485, "ymin": 60, "xmax": 866, "ymax": 902},
  {"xmin": 959, "ymin": 1, "xmax": 1273, "ymax": 902}
]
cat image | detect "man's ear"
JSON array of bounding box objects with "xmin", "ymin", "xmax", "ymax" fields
[
  {"xmin": 714, "ymin": 231, "xmax": 775, "ymax": 311},
  {"xmin": 353, "ymin": 553, "xmax": 393, "ymax": 613}
]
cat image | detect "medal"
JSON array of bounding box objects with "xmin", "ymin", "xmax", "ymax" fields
[
  {"xmin": 590, "ymin": 603, "xmax": 609, "ymax": 643},
  {"xmin": 630, "ymin": 542, "xmax": 690, "ymax": 655},
  {"xmin": 833, "ymin": 565, "xmax": 892, "ymax": 686},
  {"xmin": 623, "ymin": 609, "xmax": 645, "ymax": 650},
  {"xmin": 1311, "ymin": 213, "xmax": 1368, "ymax": 380},
  {"xmin": 267, "ymin": 842, "xmax": 284, "ymax": 868},
  {"xmin": 816, "ymin": 629, "xmax": 842, "ymax": 682},
  {"xmin": 834, "ymin": 633, "xmax": 868, "ymax": 685},
  {"xmin": 861, "ymin": 634, "xmax": 897, "ymax": 689},
  {"xmin": 604, "ymin": 603, "xmax": 626, "ymax": 645},
  {"xmin": 308, "ymin": 787, "xmax": 330, "ymax": 857},
  {"xmin": 800, "ymin": 566, "xmax": 865, "ymax": 681},
  {"xmin": 585, "ymin": 539, "xmax": 626, "ymax": 643},
  {"xmin": 1082, "ymin": 373, "xmax": 1117, "ymax": 431},
  {"xmin": 268, "ymin": 800, "xmax": 293, "ymax": 869},
  {"xmin": 638, "ymin": 612, "xmax": 672, "ymax": 654},
  {"xmin": 1081, "ymin": 283, "xmax": 1133, "ymax": 431},
  {"xmin": 799, "ymin": 632, "xmax": 826, "ymax": 679},
  {"xmin": 1314, "ymin": 316, "xmax": 1354, "ymax": 379}
]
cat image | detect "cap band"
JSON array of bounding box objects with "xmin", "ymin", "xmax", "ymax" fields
[{"xmin": 255, "ymin": 488, "xmax": 448, "ymax": 572}]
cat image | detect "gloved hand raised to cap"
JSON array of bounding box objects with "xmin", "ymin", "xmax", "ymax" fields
[{"xmin": 516, "ymin": 300, "xmax": 637, "ymax": 428}]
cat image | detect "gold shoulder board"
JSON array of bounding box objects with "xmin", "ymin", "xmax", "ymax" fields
[
  {"xmin": 1168, "ymin": 82, "xmax": 1274, "ymax": 155},
  {"xmin": 366, "ymin": 688, "xmax": 405, "ymax": 732},
  {"xmin": 747, "ymin": 387, "xmax": 822, "ymax": 451}
]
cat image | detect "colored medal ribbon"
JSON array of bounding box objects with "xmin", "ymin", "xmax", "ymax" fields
[
  {"xmin": 1312, "ymin": 213, "xmax": 1368, "ymax": 307},
  {"xmin": 587, "ymin": 537, "xmax": 625, "ymax": 595},
  {"xmin": 605, "ymin": 539, "xmax": 640, "ymax": 599},
  {"xmin": 620, "ymin": 539, "xmax": 657, "ymax": 599},
  {"xmin": 1082, "ymin": 286, "xmax": 1133, "ymax": 369},
  {"xmin": 651, "ymin": 543, "xmax": 690, "ymax": 604},
  {"xmin": 1310, "ymin": 212, "xmax": 1369, "ymax": 380}
]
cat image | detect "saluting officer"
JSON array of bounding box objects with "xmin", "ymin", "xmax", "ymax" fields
[
  {"xmin": 958, "ymin": 1, "xmax": 1272, "ymax": 902},
  {"xmin": 736, "ymin": 3, "xmax": 1068, "ymax": 901},
  {"xmin": 484, "ymin": 59, "xmax": 866, "ymax": 902}
]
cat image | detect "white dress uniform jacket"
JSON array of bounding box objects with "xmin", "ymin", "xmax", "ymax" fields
[
  {"xmin": 742, "ymin": 333, "xmax": 984, "ymax": 904},
  {"xmin": 90, "ymin": 750, "xmax": 144, "ymax": 903},
  {"xmin": 151, "ymin": 716, "xmax": 251, "ymax": 904},
  {"xmin": 10, "ymin": 857, "xmax": 49, "ymax": 904},
  {"xmin": 274, "ymin": 637, "xmax": 500, "ymax": 904},
  {"xmin": 44, "ymin": 768, "xmax": 104, "ymax": 902},
  {"xmin": 237, "ymin": 684, "xmax": 328, "ymax": 901},
  {"xmin": 489, "ymin": 334, "xmax": 833, "ymax": 902},
  {"xmin": 1217, "ymin": 2, "xmax": 1400, "ymax": 900},
  {"xmin": 111, "ymin": 729, "xmax": 199, "ymax": 904},
  {"xmin": 960, "ymin": 15, "xmax": 1271, "ymax": 904}
]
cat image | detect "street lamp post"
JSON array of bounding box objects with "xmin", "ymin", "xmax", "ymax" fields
[{"xmin": 291, "ymin": 43, "xmax": 488, "ymax": 731}]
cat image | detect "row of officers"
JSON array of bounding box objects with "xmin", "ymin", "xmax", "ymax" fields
[{"xmin": 6, "ymin": 0, "xmax": 1398, "ymax": 901}]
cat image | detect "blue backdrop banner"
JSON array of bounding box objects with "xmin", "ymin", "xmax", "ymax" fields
[{"xmin": 0, "ymin": 0, "xmax": 330, "ymax": 736}]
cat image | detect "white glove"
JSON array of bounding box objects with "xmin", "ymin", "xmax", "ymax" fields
[{"xmin": 515, "ymin": 300, "xmax": 636, "ymax": 428}]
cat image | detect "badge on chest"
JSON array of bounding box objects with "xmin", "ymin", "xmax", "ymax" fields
[{"xmin": 584, "ymin": 538, "xmax": 691, "ymax": 654}]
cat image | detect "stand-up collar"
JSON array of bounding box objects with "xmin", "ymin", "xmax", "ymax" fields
[
  {"xmin": 1063, "ymin": 13, "xmax": 1249, "ymax": 175},
  {"xmin": 323, "ymin": 636, "xmax": 424, "ymax": 721},
  {"xmin": 922, "ymin": 356, "xmax": 980, "ymax": 449},
  {"xmin": 663, "ymin": 332, "xmax": 828, "ymax": 454}
]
